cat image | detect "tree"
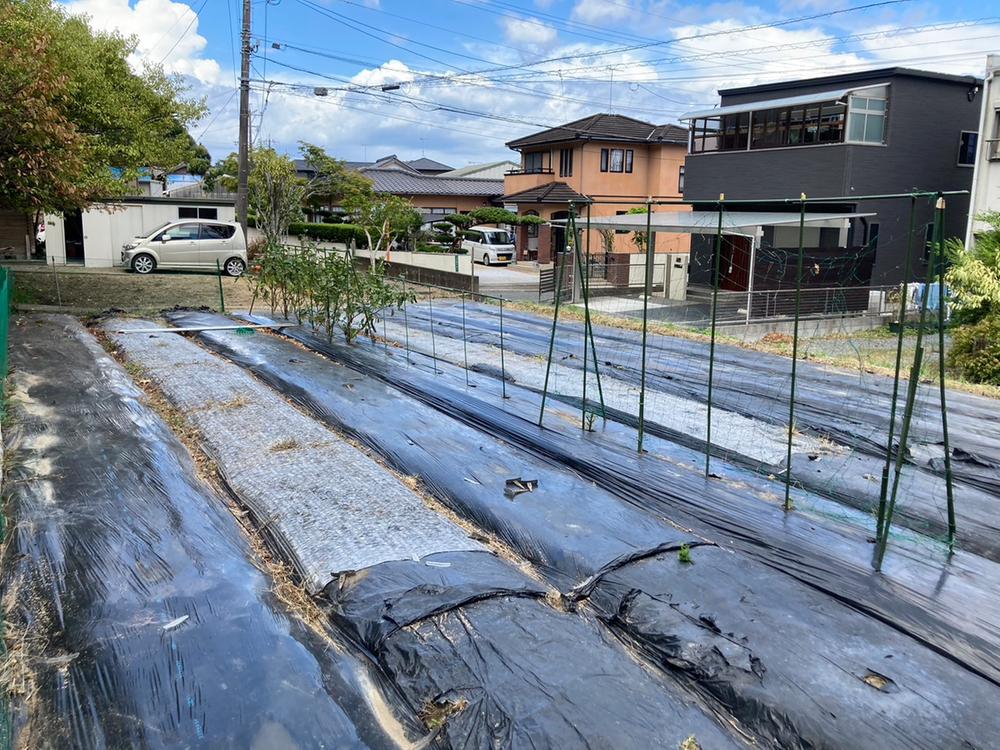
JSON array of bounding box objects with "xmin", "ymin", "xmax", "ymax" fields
[
  {"xmin": 0, "ymin": 0, "xmax": 205, "ymax": 213},
  {"xmin": 247, "ymin": 148, "xmax": 306, "ymax": 246},
  {"xmin": 343, "ymin": 192, "xmax": 422, "ymax": 253},
  {"xmin": 299, "ymin": 142, "xmax": 373, "ymax": 211},
  {"xmin": 945, "ymin": 211, "xmax": 1000, "ymax": 325}
]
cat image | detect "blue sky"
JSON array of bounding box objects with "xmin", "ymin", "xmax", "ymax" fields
[{"xmin": 63, "ymin": 0, "xmax": 1000, "ymax": 168}]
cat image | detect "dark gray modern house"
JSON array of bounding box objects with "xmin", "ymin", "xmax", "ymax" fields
[{"xmin": 681, "ymin": 67, "xmax": 983, "ymax": 288}]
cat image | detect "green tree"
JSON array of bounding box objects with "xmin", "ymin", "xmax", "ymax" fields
[
  {"xmin": 248, "ymin": 148, "xmax": 306, "ymax": 246},
  {"xmin": 298, "ymin": 142, "xmax": 374, "ymax": 212},
  {"xmin": 343, "ymin": 192, "xmax": 422, "ymax": 253},
  {"xmin": 945, "ymin": 211, "xmax": 1000, "ymax": 325},
  {"xmin": 0, "ymin": 0, "xmax": 205, "ymax": 213}
]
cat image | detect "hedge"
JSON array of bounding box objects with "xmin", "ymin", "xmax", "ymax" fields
[
  {"xmin": 948, "ymin": 315, "xmax": 1000, "ymax": 385},
  {"xmin": 286, "ymin": 222, "xmax": 369, "ymax": 247}
]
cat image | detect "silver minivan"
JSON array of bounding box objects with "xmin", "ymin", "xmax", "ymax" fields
[
  {"xmin": 461, "ymin": 225, "xmax": 516, "ymax": 265},
  {"xmin": 122, "ymin": 220, "xmax": 247, "ymax": 276}
]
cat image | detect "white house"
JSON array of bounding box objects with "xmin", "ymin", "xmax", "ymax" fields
[
  {"xmin": 967, "ymin": 54, "xmax": 1000, "ymax": 244},
  {"xmin": 45, "ymin": 195, "xmax": 236, "ymax": 268}
]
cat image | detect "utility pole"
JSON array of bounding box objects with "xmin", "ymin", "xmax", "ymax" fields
[{"xmin": 236, "ymin": 0, "xmax": 252, "ymax": 236}]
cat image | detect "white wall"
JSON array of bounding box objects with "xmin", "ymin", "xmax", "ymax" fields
[
  {"xmin": 967, "ymin": 54, "xmax": 1000, "ymax": 244},
  {"xmin": 355, "ymin": 247, "xmax": 473, "ymax": 275}
]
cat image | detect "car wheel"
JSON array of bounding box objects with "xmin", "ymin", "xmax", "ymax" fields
[
  {"xmin": 131, "ymin": 253, "xmax": 156, "ymax": 274},
  {"xmin": 483, "ymin": 254, "xmax": 491, "ymax": 266},
  {"xmin": 224, "ymin": 257, "xmax": 246, "ymax": 277}
]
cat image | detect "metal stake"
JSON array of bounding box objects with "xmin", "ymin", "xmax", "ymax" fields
[
  {"xmin": 401, "ymin": 273, "xmax": 411, "ymax": 366},
  {"xmin": 538, "ymin": 228, "xmax": 569, "ymax": 426},
  {"xmin": 705, "ymin": 197, "xmax": 724, "ymax": 476},
  {"xmin": 428, "ymin": 292, "xmax": 437, "ymax": 372},
  {"xmin": 638, "ymin": 200, "xmax": 654, "ymax": 453},
  {"xmin": 499, "ymin": 296, "xmax": 508, "ymax": 399},
  {"xmin": 216, "ymin": 259, "xmax": 226, "ymax": 314},
  {"xmin": 877, "ymin": 196, "xmax": 918, "ymax": 538},
  {"xmin": 933, "ymin": 199, "xmax": 956, "ymax": 550},
  {"xmin": 461, "ymin": 292, "xmax": 470, "ymax": 386},
  {"xmin": 784, "ymin": 196, "xmax": 807, "ymax": 511}
]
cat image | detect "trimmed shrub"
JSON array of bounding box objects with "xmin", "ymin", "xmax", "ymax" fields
[
  {"xmin": 948, "ymin": 316, "xmax": 1000, "ymax": 385},
  {"xmin": 416, "ymin": 244, "xmax": 467, "ymax": 254},
  {"xmin": 286, "ymin": 222, "xmax": 369, "ymax": 247}
]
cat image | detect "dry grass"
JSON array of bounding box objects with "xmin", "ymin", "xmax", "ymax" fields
[
  {"xmin": 418, "ymin": 697, "xmax": 468, "ymax": 730},
  {"xmin": 8, "ymin": 265, "xmax": 255, "ymax": 313},
  {"xmin": 269, "ymin": 438, "xmax": 300, "ymax": 453}
]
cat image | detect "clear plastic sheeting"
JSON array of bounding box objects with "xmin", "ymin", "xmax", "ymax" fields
[
  {"xmin": 169, "ymin": 311, "xmax": 1000, "ymax": 748},
  {"xmin": 0, "ymin": 315, "xmax": 423, "ymax": 749}
]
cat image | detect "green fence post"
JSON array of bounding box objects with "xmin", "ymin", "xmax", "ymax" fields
[
  {"xmin": 933, "ymin": 198, "xmax": 956, "ymax": 551},
  {"xmin": 705, "ymin": 196, "xmax": 724, "ymax": 476},
  {"xmin": 578, "ymin": 207, "xmax": 588, "ymax": 428},
  {"xmin": 499, "ymin": 296, "xmax": 508, "ymax": 399},
  {"xmin": 461, "ymin": 292, "xmax": 470, "ymax": 386},
  {"xmin": 401, "ymin": 273, "xmax": 411, "ymax": 366},
  {"xmin": 575, "ymin": 203, "xmax": 606, "ymax": 424},
  {"xmin": 783, "ymin": 195, "xmax": 807, "ymax": 511},
  {"xmin": 875, "ymin": 194, "xmax": 943, "ymax": 570},
  {"xmin": 877, "ymin": 196, "xmax": 918, "ymax": 539},
  {"xmin": 638, "ymin": 200, "xmax": 654, "ymax": 453},
  {"xmin": 428, "ymin": 292, "xmax": 438, "ymax": 372},
  {"xmin": 538, "ymin": 230, "xmax": 568, "ymax": 427},
  {"xmin": 215, "ymin": 259, "xmax": 226, "ymax": 314}
]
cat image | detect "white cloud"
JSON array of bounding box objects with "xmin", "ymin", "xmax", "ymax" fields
[
  {"xmin": 502, "ymin": 16, "xmax": 558, "ymax": 51},
  {"xmin": 62, "ymin": 0, "xmax": 224, "ymax": 85},
  {"xmin": 571, "ymin": 0, "xmax": 634, "ymax": 25}
]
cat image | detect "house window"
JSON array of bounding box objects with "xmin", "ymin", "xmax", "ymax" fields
[
  {"xmin": 819, "ymin": 227, "xmax": 840, "ymax": 249},
  {"xmin": 846, "ymin": 87, "xmax": 888, "ymax": 144},
  {"xmin": 428, "ymin": 207, "xmax": 456, "ymax": 215},
  {"xmin": 523, "ymin": 151, "xmax": 547, "ymax": 173},
  {"xmin": 558, "ymin": 148, "xmax": 573, "ymax": 177},
  {"xmin": 958, "ymin": 131, "xmax": 978, "ymax": 166},
  {"xmin": 990, "ymin": 110, "xmax": 1000, "ymax": 160},
  {"xmin": 179, "ymin": 206, "xmax": 218, "ymax": 219},
  {"xmin": 600, "ymin": 148, "xmax": 633, "ymax": 173},
  {"xmin": 748, "ymin": 102, "xmax": 846, "ymax": 149},
  {"xmin": 678, "ymin": 165, "xmax": 685, "ymax": 193}
]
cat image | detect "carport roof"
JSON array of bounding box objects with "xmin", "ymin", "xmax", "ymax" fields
[
  {"xmin": 501, "ymin": 181, "xmax": 591, "ymax": 204},
  {"xmin": 551, "ymin": 211, "xmax": 873, "ymax": 234}
]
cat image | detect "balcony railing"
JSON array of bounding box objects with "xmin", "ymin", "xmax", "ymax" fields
[{"xmin": 505, "ymin": 167, "xmax": 555, "ymax": 176}]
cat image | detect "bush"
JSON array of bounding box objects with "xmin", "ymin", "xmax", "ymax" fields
[
  {"xmin": 948, "ymin": 315, "xmax": 1000, "ymax": 384},
  {"xmin": 416, "ymin": 244, "xmax": 466, "ymax": 254},
  {"xmin": 286, "ymin": 222, "xmax": 369, "ymax": 247}
]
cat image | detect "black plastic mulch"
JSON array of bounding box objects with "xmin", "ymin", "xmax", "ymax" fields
[
  {"xmin": 0, "ymin": 315, "xmax": 423, "ymax": 749},
  {"xmin": 171, "ymin": 311, "xmax": 1000, "ymax": 749}
]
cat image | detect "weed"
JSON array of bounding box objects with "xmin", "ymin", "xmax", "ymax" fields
[
  {"xmin": 419, "ymin": 697, "xmax": 468, "ymax": 730},
  {"xmin": 680, "ymin": 736, "xmax": 701, "ymax": 750},
  {"xmin": 678, "ymin": 544, "xmax": 693, "ymax": 565},
  {"xmin": 217, "ymin": 394, "xmax": 250, "ymax": 411},
  {"xmin": 269, "ymin": 438, "xmax": 300, "ymax": 453},
  {"xmin": 584, "ymin": 411, "xmax": 597, "ymax": 432}
]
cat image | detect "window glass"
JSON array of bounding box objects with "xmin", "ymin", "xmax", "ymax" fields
[
  {"xmin": 524, "ymin": 152, "xmax": 545, "ymax": 172},
  {"xmin": 847, "ymin": 89, "xmax": 888, "ymax": 144},
  {"xmin": 624, "ymin": 149, "xmax": 633, "ymax": 173},
  {"xmin": 958, "ymin": 131, "xmax": 978, "ymax": 165},
  {"xmin": 162, "ymin": 223, "xmax": 200, "ymax": 241},
  {"xmin": 525, "ymin": 211, "xmax": 539, "ymax": 238},
  {"xmin": 600, "ymin": 148, "xmax": 609, "ymax": 171},
  {"xmin": 198, "ymin": 207, "xmax": 218, "ymax": 220},
  {"xmin": 178, "ymin": 207, "xmax": 198, "ymax": 219},
  {"xmin": 609, "ymin": 149, "xmax": 624, "ymax": 172},
  {"xmin": 201, "ymin": 224, "xmax": 235, "ymax": 240},
  {"xmin": 559, "ymin": 147, "xmax": 573, "ymax": 177},
  {"xmin": 486, "ymin": 231, "xmax": 512, "ymax": 245},
  {"xmin": 678, "ymin": 165, "xmax": 685, "ymax": 193},
  {"xmin": 863, "ymin": 115, "xmax": 885, "ymax": 143}
]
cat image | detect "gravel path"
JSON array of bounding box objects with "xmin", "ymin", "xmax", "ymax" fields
[{"xmin": 107, "ymin": 318, "xmax": 480, "ymax": 592}]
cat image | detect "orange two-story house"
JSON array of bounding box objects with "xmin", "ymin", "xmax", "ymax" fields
[{"xmin": 502, "ymin": 114, "xmax": 689, "ymax": 264}]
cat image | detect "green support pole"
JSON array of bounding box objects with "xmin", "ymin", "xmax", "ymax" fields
[
  {"xmin": 638, "ymin": 201, "xmax": 654, "ymax": 453},
  {"xmin": 574, "ymin": 203, "xmax": 607, "ymax": 425},
  {"xmin": 705, "ymin": 197, "xmax": 724, "ymax": 476},
  {"xmin": 499, "ymin": 296, "xmax": 508, "ymax": 399},
  {"xmin": 875, "ymin": 194, "xmax": 943, "ymax": 570},
  {"xmin": 428, "ymin": 292, "xmax": 437, "ymax": 372},
  {"xmin": 578, "ymin": 207, "xmax": 588, "ymax": 428},
  {"xmin": 783, "ymin": 196, "xmax": 807, "ymax": 511},
  {"xmin": 216, "ymin": 259, "xmax": 226, "ymax": 314},
  {"xmin": 401, "ymin": 273, "xmax": 411, "ymax": 366},
  {"xmin": 934, "ymin": 198, "xmax": 956, "ymax": 551},
  {"xmin": 538, "ymin": 217, "xmax": 569, "ymax": 427},
  {"xmin": 461, "ymin": 292, "xmax": 470, "ymax": 386},
  {"xmin": 877, "ymin": 196, "xmax": 918, "ymax": 539}
]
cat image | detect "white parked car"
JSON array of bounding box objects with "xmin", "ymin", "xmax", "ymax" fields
[
  {"xmin": 121, "ymin": 220, "xmax": 247, "ymax": 276},
  {"xmin": 462, "ymin": 225, "xmax": 516, "ymax": 265}
]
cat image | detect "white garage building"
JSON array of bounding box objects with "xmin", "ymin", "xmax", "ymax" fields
[{"xmin": 44, "ymin": 195, "xmax": 236, "ymax": 268}]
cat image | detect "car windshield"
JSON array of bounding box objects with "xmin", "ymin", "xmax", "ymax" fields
[
  {"xmin": 485, "ymin": 231, "xmax": 512, "ymax": 245},
  {"xmin": 141, "ymin": 221, "xmax": 172, "ymax": 238}
]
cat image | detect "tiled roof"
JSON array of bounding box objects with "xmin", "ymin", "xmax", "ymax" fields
[
  {"xmin": 501, "ymin": 181, "xmax": 590, "ymax": 204},
  {"xmin": 363, "ymin": 169, "xmax": 504, "ymax": 197},
  {"xmin": 407, "ymin": 157, "xmax": 453, "ymax": 172},
  {"xmin": 506, "ymin": 113, "xmax": 688, "ymax": 149},
  {"xmin": 440, "ymin": 160, "xmax": 519, "ymax": 178},
  {"xmin": 648, "ymin": 124, "xmax": 689, "ymax": 144}
]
